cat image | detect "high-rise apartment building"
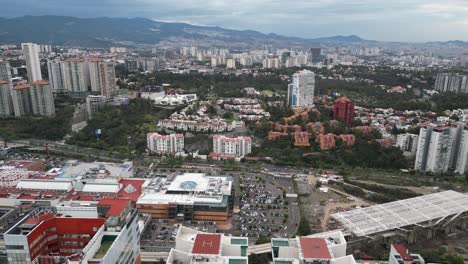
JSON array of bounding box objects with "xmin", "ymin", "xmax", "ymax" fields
[
  {"xmin": 240, "ymin": 56, "xmax": 253, "ymax": 66},
  {"xmin": 47, "ymin": 60, "xmax": 65, "ymax": 93},
  {"xmin": 11, "ymin": 84, "xmax": 32, "ymax": 117},
  {"xmin": 39, "ymin": 44, "xmax": 52, "ymax": 53},
  {"xmin": 30, "ymin": 81, "xmax": 55, "ymax": 117},
  {"xmin": 288, "ymin": 69, "xmax": 315, "ymax": 108},
  {"xmin": 0, "ymin": 61, "xmax": 12, "ymax": 81},
  {"xmin": 61, "ymin": 58, "xmax": 88, "ymax": 94},
  {"xmin": 262, "ymin": 58, "xmax": 281, "ymax": 69},
  {"xmin": 310, "ymin": 47, "xmax": 323, "ymax": 63},
  {"xmin": 147, "ymin": 133, "xmax": 185, "ymax": 155},
  {"xmin": 455, "ymin": 127, "xmax": 468, "ymax": 175},
  {"xmin": 21, "ymin": 43, "xmax": 42, "ymax": 82},
  {"xmin": 333, "ymin": 97, "xmax": 355, "ymax": 126},
  {"xmin": 0, "ymin": 80, "xmax": 13, "ymax": 116},
  {"xmin": 396, "ymin": 133, "xmax": 419, "ymax": 154},
  {"xmin": 87, "ymin": 58, "xmax": 102, "ymax": 93},
  {"xmin": 435, "ymin": 73, "xmax": 468, "ymax": 93},
  {"xmin": 414, "ymin": 125, "xmax": 465, "ymax": 174},
  {"xmin": 10, "ymin": 82, "xmax": 55, "ymax": 117},
  {"xmin": 211, "ymin": 135, "xmax": 252, "ymax": 158},
  {"xmin": 125, "ymin": 59, "xmax": 138, "ymax": 72},
  {"xmin": 98, "ymin": 62, "xmax": 117, "ymax": 97},
  {"xmin": 226, "ymin": 58, "xmax": 236, "ymax": 69},
  {"xmin": 48, "ymin": 58, "xmax": 117, "ymax": 97}
]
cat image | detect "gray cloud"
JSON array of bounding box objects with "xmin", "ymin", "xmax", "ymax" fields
[{"xmin": 2, "ymin": 0, "xmax": 468, "ymax": 41}]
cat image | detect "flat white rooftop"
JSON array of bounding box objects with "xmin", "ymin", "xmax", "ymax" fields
[
  {"xmin": 137, "ymin": 173, "xmax": 232, "ymax": 206},
  {"xmin": 332, "ymin": 190, "xmax": 468, "ymax": 237},
  {"xmin": 55, "ymin": 161, "xmax": 133, "ymax": 179}
]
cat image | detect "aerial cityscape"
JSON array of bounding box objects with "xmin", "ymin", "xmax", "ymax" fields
[{"xmin": 0, "ymin": 1, "xmax": 468, "ymax": 264}]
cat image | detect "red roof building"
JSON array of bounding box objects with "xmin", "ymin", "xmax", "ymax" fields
[
  {"xmin": 299, "ymin": 237, "xmax": 332, "ymax": 260},
  {"xmin": 294, "ymin": 132, "xmax": 311, "ymax": 147},
  {"xmin": 316, "ymin": 134, "xmax": 336, "ymax": 150},
  {"xmin": 339, "ymin": 134, "xmax": 356, "ymax": 146},
  {"xmin": 333, "ymin": 97, "xmax": 355, "ymax": 127},
  {"xmin": 192, "ymin": 234, "xmax": 222, "ymax": 255}
]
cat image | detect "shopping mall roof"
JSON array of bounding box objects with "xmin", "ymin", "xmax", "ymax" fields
[
  {"xmin": 82, "ymin": 182, "xmax": 121, "ymax": 193},
  {"xmin": 16, "ymin": 179, "xmax": 73, "ymax": 191},
  {"xmin": 137, "ymin": 173, "xmax": 232, "ymax": 206},
  {"xmin": 332, "ymin": 190, "xmax": 468, "ymax": 237}
]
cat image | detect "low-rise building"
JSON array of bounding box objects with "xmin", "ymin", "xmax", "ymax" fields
[
  {"xmin": 316, "ymin": 134, "xmax": 336, "ymax": 150},
  {"xmin": 211, "ymin": 135, "xmax": 252, "ymax": 159},
  {"xmin": 294, "ymin": 132, "xmax": 310, "ymax": 147},
  {"xmin": 147, "ymin": 133, "xmax": 184, "ymax": 155}
]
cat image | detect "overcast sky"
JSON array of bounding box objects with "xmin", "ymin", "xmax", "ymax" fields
[{"xmin": 4, "ymin": 0, "xmax": 468, "ymax": 42}]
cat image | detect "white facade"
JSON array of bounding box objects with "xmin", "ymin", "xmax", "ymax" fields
[
  {"xmin": 98, "ymin": 62, "xmax": 118, "ymax": 97},
  {"xmin": 263, "ymin": 58, "xmax": 281, "ymax": 69},
  {"xmin": 288, "ymin": 70, "xmax": 315, "ymax": 108},
  {"xmin": 47, "ymin": 60, "xmax": 65, "ymax": 93},
  {"xmin": 396, "ymin": 133, "xmax": 419, "ymax": 154},
  {"xmin": 21, "ymin": 43, "xmax": 42, "ymax": 82},
  {"xmin": 455, "ymin": 128, "xmax": 468, "ymax": 175},
  {"xmin": 86, "ymin": 95, "xmax": 112, "ymax": 119},
  {"xmin": 388, "ymin": 244, "xmax": 425, "ymax": 264},
  {"xmin": 30, "ymin": 81, "xmax": 55, "ymax": 117},
  {"xmin": 226, "ymin": 58, "xmax": 236, "ymax": 69},
  {"xmin": 212, "ymin": 135, "xmax": 252, "ymax": 158},
  {"xmin": 61, "ymin": 59, "xmax": 88, "ymax": 93},
  {"xmin": 0, "ymin": 81, "xmax": 13, "ymax": 116},
  {"xmin": 147, "ymin": 133, "xmax": 185, "ymax": 155},
  {"xmin": 271, "ymin": 230, "xmax": 356, "ymax": 264},
  {"xmin": 414, "ymin": 125, "xmax": 465, "ymax": 174}
]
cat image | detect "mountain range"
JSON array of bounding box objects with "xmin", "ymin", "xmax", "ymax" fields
[
  {"xmin": 0, "ymin": 15, "xmax": 374, "ymax": 47},
  {"xmin": 0, "ymin": 15, "xmax": 466, "ymax": 48}
]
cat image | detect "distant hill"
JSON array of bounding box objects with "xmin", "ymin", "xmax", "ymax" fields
[{"xmin": 0, "ymin": 15, "xmax": 376, "ymax": 47}]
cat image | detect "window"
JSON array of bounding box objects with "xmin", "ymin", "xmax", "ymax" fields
[{"xmin": 6, "ymin": 245, "xmax": 24, "ymax": 250}]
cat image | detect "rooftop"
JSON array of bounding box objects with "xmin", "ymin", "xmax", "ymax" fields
[
  {"xmin": 392, "ymin": 243, "xmax": 413, "ymax": 261},
  {"xmin": 14, "ymin": 84, "xmax": 30, "ymax": 90},
  {"xmin": 299, "ymin": 237, "xmax": 332, "ymax": 260},
  {"xmin": 192, "ymin": 234, "xmax": 222, "ymax": 255},
  {"xmin": 332, "ymin": 190, "xmax": 468, "ymax": 236},
  {"xmin": 98, "ymin": 198, "xmax": 129, "ymax": 217},
  {"xmin": 32, "ymin": 80, "xmax": 49, "ymax": 85},
  {"xmin": 137, "ymin": 173, "xmax": 232, "ymax": 206}
]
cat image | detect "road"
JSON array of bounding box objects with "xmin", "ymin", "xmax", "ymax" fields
[{"xmin": 5, "ymin": 139, "xmax": 122, "ymax": 162}]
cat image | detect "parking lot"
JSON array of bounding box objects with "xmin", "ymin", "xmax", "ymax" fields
[
  {"xmin": 141, "ymin": 220, "xmax": 216, "ymax": 252},
  {"xmin": 233, "ymin": 173, "xmax": 296, "ymax": 243}
]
